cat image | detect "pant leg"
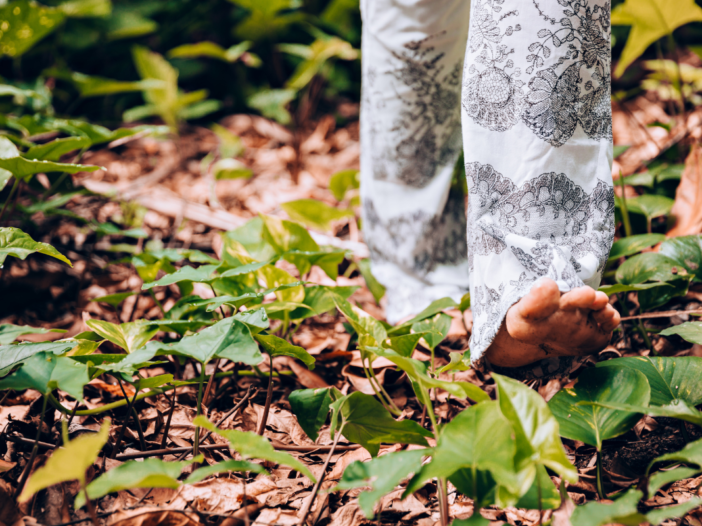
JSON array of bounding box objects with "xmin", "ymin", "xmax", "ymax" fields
[
  {"xmin": 462, "ymin": 0, "xmax": 615, "ymax": 361},
  {"xmin": 360, "ymin": 0, "xmax": 473, "ymax": 324}
]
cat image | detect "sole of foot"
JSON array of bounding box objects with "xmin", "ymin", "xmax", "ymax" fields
[{"xmin": 485, "ymin": 278, "xmax": 621, "ymax": 368}]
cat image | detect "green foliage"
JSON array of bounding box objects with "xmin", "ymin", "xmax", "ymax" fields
[
  {"xmin": 18, "ymin": 419, "xmax": 111, "ymax": 503},
  {"xmin": 289, "ymin": 387, "xmax": 334, "ymax": 442},
  {"xmin": 254, "ymin": 333, "xmax": 315, "ymax": 369},
  {"xmin": 0, "ymin": 227, "xmax": 71, "ymax": 266},
  {"xmin": 0, "ymin": 1, "xmax": 65, "ymax": 58},
  {"xmin": 357, "ymin": 258, "xmax": 385, "ymax": 303},
  {"xmin": 281, "ymin": 199, "xmax": 354, "ymax": 232},
  {"xmin": 0, "ymin": 351, "xmax": 88, "ymax": 399},
  {"xmin": 329, "ymin": 391, "xmax": 432, "ymax": 457},
  {"xmin": 608, "ymin": 233, "xmax": 666, "ymax": 260},
  {"xmin": 85, "ymin": 319, "xmax": 157, "ymax": 354},
  {"xmin": 548, "ymin": 367, "xmax": 650, "ymax": 451},
  {"xmin": 0, "ymin": 340, "xmax": 77, "ymax": 374},
  {"xmin": 0, "ymin": 324, "xmax": 65, "ymax": 345}
]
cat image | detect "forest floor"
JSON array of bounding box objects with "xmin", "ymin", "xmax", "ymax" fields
[{"xmin": 3, "ymin": 96, "xmax": 702, "ymax": 526}]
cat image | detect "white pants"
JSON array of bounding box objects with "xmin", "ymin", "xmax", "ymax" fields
[{"xmin": 360, "ymin": 0, "xmax": 614, "ymax": 362}]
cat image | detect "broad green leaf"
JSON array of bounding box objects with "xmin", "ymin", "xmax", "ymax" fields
[
  {"xmin": 598, "ymin": 356, "xmax": 702, "ymax": 406},
  {"xmin": 586, "ymin": 399, "xmax": 702, "ymax": 428},
  {"xmin": 335, "ymin": 449, "xmax": 426, "ymax": 518},
  {"xmin": 662, "ymin": 322, "xmax": 702, "ymax": 344},
  {"xmin": 289, "ymin": 387, "xmax": 332, "ymax": 441},
  {"xmin": 213, "ymin": 158, "xmax": 252, "ymax": 180},
  {"xmin": 0, "ymin": 156, "xmax": 100, "ymax": 179},
  {"xmin": 58, "ymin": 0, "xmax": 111, "ymax": 17},
  {"xmin": 61, "ymin": 71, "xmax": 160, "ymax": 98},
  {"xmin": 194, "ymin": 415, "xmax": 315, "ymax": 481},
  {"xmin": 612, "ymin": 0, "xmax": 702, "ymax": 77},
  {"xmin": 357, "ymin": 258, "xmax": 385, "ymax": 303},
  {"xmin": 647, "ymin": 498, "xmax": 702, "ymax": 525},
  {"xmin": 19, "ymin": 190, "xmax": 84, "ymax": 215},
  {"xmin": 0, "ymin": 137, "xmax": 18, "ymax": 189},
  {"xmin": 0, "ymin": 227, "xmax": 71, "ymax": 266},
  {"xmin": 625, "ymin": 195, "xmax": 675, "ymax": 222},
  {"xmin": 153, "ymin": 317, "xmax": 262, "ymax": 366},
  {"xmin": 0, "ymin": 1, "xmax": 65, "ymax": 58},
  {"xmin": 281, "ymin": 199, "xmax": 354, "ymax": 232},
  {"xmin": 548, "ymin": 367, "xmax": 650, "ymax": 450},
  {"xmin": 659, "ymin": 236, "xmax": 702, "ymax": 281},
  {"xmin": 371, "ymin": 347, "xmax": 488, "ymax": 404},
  {"xmin": 494, "ymin": 374, "xmax": 578, "ymax": 494},
  {"xmin": 254, "ymin": 333, "xmax": 314, "ymax": 369},
  {"xmin": 168, "ymin": 41, "xmax": 253, "ymax": 63},
  {"xmin": 106, "ymin": 9, "xmax": 157, "ymax": 40},
  {"xmin": 184, "ymin": 459, "xmax": 266, "ymax": 485},
  {"xmin": 329, "ymin": 169, "xmax": 359, "ymax": 202},
  {"xmin": 329, "ymin": 391, "xmax": 432, "ymax": 457},
  {"xmin": 649, "ymin": 467, "xmax": 700, "ymax": 494},
  {"xmin": 260, "ymin": 214, "xmax": 319, "ymax": 254},
  {"xmin": 0, "ymin": 340, "xmax": 77, "ymax": 374},
  {"xmin": 221, "ymin": 217, "xmax": 277, "ymax": 263},
  {"xmin": 438, "ymin": 351, "xmax": 472, "ymax": 374},
  {"xmin": 94, "ymin": 344, "xmax": 160, "ymax": 375},
  {"xmin": 247, "ymin": 89, "xmax": 296, "ymax": 125},
  {"xmin": 638, "ymin": 278, "xmax": 690, "ymax": 311},
  {"xmin": 388, "ymin": 297, "xmax": 458, "ymax": 335},
  {"xmin": 608, "ymin": 233, "xmax": 666, "ymax": 260},
  {"xmin": 283, "ymin": 248, "xmax": 346, "ymax": 280},
  {"xmin": 90, "ymin": 292, "xmax": 135, "ymax": 308},
  {"xmin": 650, "ymin": 437, "xmax": 702, "ymax": 473},
  {"xmin": 76, "ymin": 457, "xmax": 198, "ymax": 509},
  {"xmin": 412, "ymin": 313, "xmax": 451, "ymax": 351},
  {"xmin": 0, "ymin": 324, "xmax": 65, "ymax": 345},
  {"xmin": 141, "ymin": 264, "xmax": 220, "ymax": 290},
  {"xmin": 258, "ymin": 265, "xmax": 305, "ymax": 303},
  {"xmin": 333, "ymin": 294, "xmax": 387, "ymax": 347},
  {"xmin": 281, "ymin": 37, "xmax": 358, "ymax": 90},
  {"xmin": 0, "ymin": 352, "xmax": 88, "ymax": 399},
  {"xmin": 598, "ymin": 282, "xmax": 670, "ymax": 295},
  {"xmin": 211, "ymin": 123, "xmax": 245, "ymax": 158},
  {"xmin": 616, "ymin": 253, "xmax": 687, "ymax": 284},
  {"xmin": 19, "ymin": 420, "xmax": 110, "ymax": 503},
  {"xmin": 385, "ymin": 333, "xmax": 425, "ymax": 358},
  {"xmin": 285, "ymin": 284, "xmax": 357, "ymax": 320},
  {"xmin": 404, "ymin": 402, "xmax": 517, "ymax": 499},
  {"xmin": 514, "ymin": 465, "xmax": 561, "ymax": 510},
  {"xmin": 85, "ymin": 319, "xmax": 157, "ymax": 354},
  {"xmin": 570, "ymin": 489, "xmax": 645, "ymax": 526},
  {"xmin": 25, "ymin": 136, "xmax": 90, "ymax": 161},
  {"xmin": 227, "ymin": 0, "xmax": 302, "ymax": 41}
]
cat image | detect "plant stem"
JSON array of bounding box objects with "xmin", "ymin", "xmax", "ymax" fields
[
  {"xmin": 161, "ymin": 386, "xmax": 177, "ymax": 449},
  {"xmin": 202, "ymin": 359, "xmax": 220, "ymax": 408},
  {"xmin": 148, "ymin": 289, "xmax": 166, "ymax": 317},
  {"xmin": 617, "ymin": 173, "xmax": 632, "ymax": 238},
  {"xmin": 118, "ymin": 380, "xmax": 146, "ymax": 451},
  {"xmin": 0, "ymin": 177, "xmax": 19, "ymax": 224},
  {"xmin": 257, "ymin": 354, "xmax": 275, "ymax": 436},
  {"xmin": 83, "ymin": 484, "xmax": 99, "ymax": 526},
  {"xmin": 680, "ymin": 420, "xmax": 691, "ymax": 443},
  {"xmin": 367, "ymin": 360, "xmax": 401, "ymax": 415},
  {"xmin": 14, "ymin": 394, "xmax": 48, "ymax": 498},
  {"xmin": 537, "ymin": 469, "xmax": 543, "ymax": 526},
  {"xmin": 361, "ymin": 358, "xmax": 394, "ymax": 414},
  {"xmin": 638, "ymin": 319, "xmax": 655, "ymax": 353},
  {"xmin": 298, "ymin": 428, "xmax": 342, "ymax": 526},
  {"xmin": 438, "ymin": 478, "xmax": 449, "ymax": 526},
  {"xmin": 110, "ymin": 386, "xmax": 140, "ymax": 459},
  {"xmin": 193, "ymin": 363, "xmax": 206, "ymax": 456},
  {"xmin": 596, "ymin": 450, "xmax": 606, "ymax": 500}
]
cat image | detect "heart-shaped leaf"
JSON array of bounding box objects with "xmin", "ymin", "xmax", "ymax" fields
[
  {"xmin": 184, "ymin": 459, "xmax": 267, "ymax": 485},
  {"xmin": 329, "ymin": 391, "xmax": 432, "ymax": 457},
  {"xmin": 570, "ymin": 489, "xmax": 645, "ymax": 526},
  {"xmin": 0, "ymin": 324, "xmax": 66, "ymax": 345},
  {"xmin": 85, "ymin": 319, "xmax": 157, "ymax": 354},
  {"xmin": 25, "ymin": 136, "xmax": 90, "ymax": 161},
  {"xmin": 616, "ymin": 253, "xmax": 687, "ymax": 284},
  {"xmin": 194, "ymin": 415, "xmax": 315, "ymax": 481},
  {"xmin": 411, "ymin": 312, "xmax": 452, "ymax": 351},
  {"xmin": 281, "ymin": 199, "xmax": 354, "ymax": 232},
  {"xmin": 548, "ymin": 366, "xmax": 650, "ymax": 450},
  {"xmin": 648, "ymin": 467, "xmax": 700, "ymax": 495},
  {"xmin": 0, "ymin": 341, "xmax": 78, "ymax": 374},
  {"xmin": 659, "ymin": 236, "xmax": 702, "ymax": 281},
  {"xmin": 141, "ymin": 264, "xmax": 221, "ymax": 289},
  {"xmin": 0, "ymin": 352, "xmax": 88, "ymax": 399},
  {"xmin": 625, "ymin": 194, "xmax": 675, "ymax": 222},
  {"xmin": 0, "ymin": 0, "xmax": 65, "ymax": 58},
  {"xmin": 661, "ymin": 322, "xmax": 702, "ymax": 345},
  {"xmin": 254, "ymin": 333, "xmax": 314, "ymax": 369},
  {"xmin": 598, "ymin": 356, "xmax": 702, "ymax": 406},
  {"xmin": 289, "ymin": 387, "xmax": 332, "ymax": 441},
  {"xmin": 335, "ymin": 449, "xmax": 426, "ymax": 518},
  {"xmin": 608, "ymin": 234, "xmax": 666, "ymax": 260},
  {"xmin": 0, "ymin": 227, "xmax": 72, "ymax": 266}
]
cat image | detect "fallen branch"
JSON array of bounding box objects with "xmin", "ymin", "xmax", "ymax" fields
[{"xmin": 620, "ymin": 308, "xmax": 702, "ymax": 321}]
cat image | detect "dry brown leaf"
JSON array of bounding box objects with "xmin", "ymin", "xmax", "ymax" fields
[
  {"xmin": 277, "ymin": 356, "xmax": 329, "ymax": 389},
  {"xmin": 1, "ymin": 405, "xmax": 28, "ymax": 429},
  {"xmin": 89, "ymin": 379, "xmax": 136, "ymax": 398},
  {"xmin": 170, "ymin": 477, "xmax": 277, "ymax": 514},
  {"xmin": 252, "ymin": 508, "xmax": 300, "ymax": 526},
  {"xmin": 109, "ymin": 509, "xmax": 199, "ymax": 526},
  {"xmin": 668, "ymin": 145, "xmax": 702, "ymax": 236},
  {"xmin": 378, "ymin": 489, "xmax": 428, "ymax": 521}
]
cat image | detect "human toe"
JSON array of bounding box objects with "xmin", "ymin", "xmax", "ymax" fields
[
  {"xmin": 591, "ymin": 291, "xmax": 610, "ymax": 311},
  {"xmin": 559, "ymin": 286, "xmax": 596, "ymax": 311},
  {"xmin": 517, "ymin": 278, "xmax": 560, "ymax": 320}
]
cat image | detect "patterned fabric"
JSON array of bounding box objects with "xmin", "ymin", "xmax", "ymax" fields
[{"xmin": 360, "ymin": 0, "xmax": 614, "ymax": 362}]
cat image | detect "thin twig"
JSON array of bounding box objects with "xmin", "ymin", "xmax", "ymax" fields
[
  {"xmin": 621, "ymin": 308, "xmax": 702, "ymax": 321},
  {"xmin": 161, "ymin": 385, "xmax": 178, "ymax": 450},
  {"xmin": 118, "ymin": 380, "xmax": 146, "ymax": 451},
  {"xmin": 257, "ymin": 354, "xmax": 275, "ymax": 436},
  {"xmin": 298, "ymin": 429, "xmax": 342, "ymax": 526},
  {"xmin": 83, "ymin": 484, "xmax": 99, "ymax": 526},
  {"xmin": 14, "ymin": 394, "xmax": 48, "ymax": 498},
  {"xmin": 110, "ymin": 386, "xmax": 141, "ymax": 459},
  {"xmin": 202, "ymin": 358, "xmax": 221, "ymax": 408}
]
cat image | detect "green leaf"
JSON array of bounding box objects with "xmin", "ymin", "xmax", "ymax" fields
[
  {"xmin": 90, "ymin": 292, "xmax": 135, "ymax": 308},
  {"xmin": 211, "ymin": 123, "xmax": 245, "ymax": 158},
  {"xmin": 514, "ymin": 465, "xmax": 561, "ymax": 510},
  {"xmin": 639, "ymin": 279, "xmax": 690, "ymax": 312},
  {"xmin": 0, "ymin": 156, "xmax": 101, "ymax": 179},
  {"xmin": 548, "ymin": 367, "xmax": 650, "ymax": 450},
  {"xmin": 333, "ymin": 294, "xmax": 387, "ymax": 348},
  {"xmin": 648, "ymin": 467, "xmax": 700, "ymax": 494},
  {"xmin": 212, "ymin": 158, "xmax": 252, "ymax": 180},
  {"xmin": 184, "ymin": 459, "xmax": 267, "ymax": 485},
  {"xmin": 85, "ymin": 319, "xmax": 157, "ymax": 354},
  {"xmin": 281, "ymin": 199, "xmax": 354, "ymax": 232},
  {"xmin": 105, "ymin": 9, "xmax": 157, "ymax": 40},
  {"xmin": 141, "ymin": 264, "xmax": 220, "ymax": 290},
  {"xmin": 254, "ymin": 333, "xmax": 314, "ymax": 370},
  {"xmin": 616, "ymin": 253, "xmax": 687, "ymax": 284},
  {"xmin": 335, "ymin": 449, "xmax": 426, "ymax": 518},
  {"xmin": 611, "ymin": 0, "xmax": 702, "ymax": 77},
  {"xmin": 493, "ymin": 374, "xmax": 578, "ymax": 495},
  {"xmin": 597, "ymin": 282, "xmax": 670, "ymax": 295},
  {"xmin": 0, "ymin": 227, "xmax": 72, "ymax": 266},
  {"xmin": 329, "ymin": 392, "xmax": 432, "ymax": 457},
  {"xmin": 387, "ymin": 297, "xmax": 458, "ymax": 335},
  {"xmin": 608, "ymin": 234, "xmax": 666, "ymax": 260},
  {"xmin": 19, "ymin": 420, "xmax": 110, "ymax": 503},
  {"xmin": 76, "ymin": 457, "xmax": 198, "ymax": 509},
  {"xmin": 452, "ymin": 515, "xmax": 491, "ymax": 526},
  {"xmin": 438, "ymin": 351, "xmax": 472, "ymax": 374},
  {"xmin": 570, "ymin": 489, "xmax": 645, "ymax": 526},
  {"xmin": 194, "ymin": 415, "xmax": 316, "ymax": 481},
  {"xmin": 650, "ymin": 437, "xmax": 702, "ymax": 473},
  {"xmin": 247, "ymin": 89, "xmax": 296, "ymax": 125},
  {"xmin": 647, "ymin": 498, "xmax": 702, "ymax": 525},
  {"xmin": 329, "ymin": 169, "xmax": 359, "ymax": 202},
  {"xmin": 0, "ymin": 0, "xmax": 65, "ymax": 58},
  {"xmin": 625, "ymin": 195, "xmax": 675, "ymax": 222},
  {"xmin": 152, "ymin": 317, "xmax": 262, "ymax": 365},
  {"xmin": 289, "ymin": 387, "xmax": 332, "ymax": 441},
  {"xmin": 659, "ymin": 236, "xmax": 702, "ymax": 281},
  {"xmin": 258, "ymin": 265, "xmax": 305, "ymax": 303},
  {"xmin": 411, "ymin": 313, "xmax": 452, "ymax": 351},
  {"xmin": 0, "ymin": 340, "xmax": 77, "ymax": 374},
  {"xmin": 58, "ymin": 0, "xmax": 111, "ymax": 17},
  {"xmin": 281, "ymin": 37, "xmax": 358, "ymax": 91},
  {"xmin": 260, "ymin": 214, "xmax": 319, "ymax": 254},
  {"xmin": 586, "ymin": 399, "xmax": 702, "ymax": 429},
  {"xmin": 357, "ymin": 258, "xmax": 385, "ymax": 304},
  {"xmin": 385, "ymin": 333, "xmax": 425, "ymax": 358},
  {"xmin": 169, "ymin": 41, "xmax": 236, "ymax": 62},
  {"xmin": 25, "ymin": 136, "xmax": 90, "ymax": 161},
  {"xmin": 404, "ymin": 402, "xmax": 517, "ymax": 500},
  {"xmin": 0, "ymin": 352, "xmax": 88, "ymax": 399},
  {"xmin": 597, "ymin": 356, "xmax": 702, "ymax": 406},
  {"xmin": 0, "ymin": 324, "xmax": 65, "ymax": 345},
  {"xmin": 662, "ymin": 322, "xmax": 702, "ymax": 345}
]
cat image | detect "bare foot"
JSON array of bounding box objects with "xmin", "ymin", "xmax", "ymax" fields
[{"xmin": 484, "ymin": 278, "xmax": 620, "ymax": 368}]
